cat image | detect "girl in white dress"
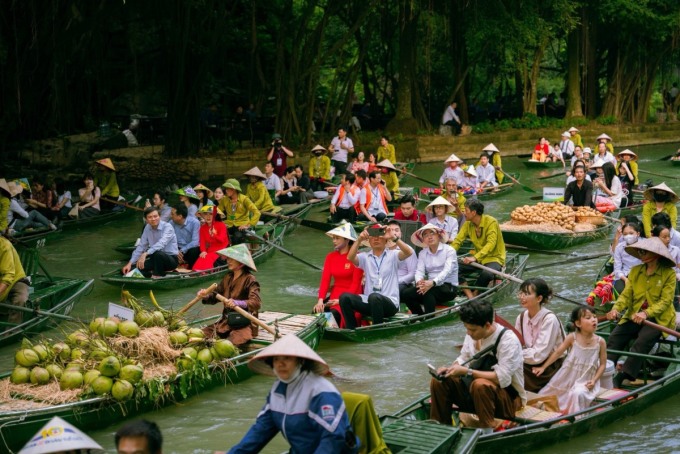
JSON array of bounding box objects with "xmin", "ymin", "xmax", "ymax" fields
[{"xmin": 533, "ymin": 306, "xmax": 607, "ymax": 414}]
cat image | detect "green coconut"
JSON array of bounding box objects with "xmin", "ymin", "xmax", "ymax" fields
[
  {"xmin": 177, "ymin": 357, "xmax": 194, "ymax": 371},
  {"xmin": 91, "ymin": 375, "xmax": 114, "ymax": 395},
  {"xmin": 52, "ymin": 342, "xmax": 71, "ymax": 361},
  {"xmin": 32, "ymin": 344, "xmax": 50, "ymax": 361},
  {"xmin": 151, "ymin": 311, "xmax": 165, "ymax": 326},
  {"xmin": 196, "ymin": 348, "xmax": 213, "ymax": 363},
  {"xmin": 169, "ymin": 317, "xmax": 187, "ymax": 330},
  {"xmin": 182, "ymin": 347, "xmax": 198, "ymax": 359},
  {"xmin": 98, "ymin": 319, "xmax": 119, "ymax": 338},
  {"xmin": 83, "ymin": 369, "xmax": 101, "ymax": 385},
  {"xmin": 134, "ymin": 310, "xmax": 154, "ymax": 327},
  {"xmin": 15, "ymin": 349, "xmax": 40, "ymax": 367},
  {"xmin": 89, "ymin": 349, "xmax": 109, "ymax": 361},
  {"xmin": 169, "ymin": 331, "xmax": 188, "ymax": 346},
  {"xmin": 67, "ymin": 329, "xmax": 90, "ymax": 347},
  {"xmin": 213, "ymin": 339, "xmax": 238, "ymax": 359},
  {"xmin": 11, "ymin": 366, "xmax": 31, "ymax": 384},
  {"xmin": 89, "ymin": 317, "xmax": 106, "ymax": 334},
  {"xmin": 118, "ymin": 320, "xmax": 140, "ymax": 338},
  {"xmin": 30, "ymin": 367, "xmax": 51, "ymax": 385},
  {"xmin": 119, "ymin": 364, "xmax": 144, "ymax": 384},
  {"xmin": 46, "ymin": 364, "xmax": 63, "ymax": 380},
  {"xmin": 186, "ymin": 328, "xmax": 204, "ymax": 339},
  {"xmin": 70, "ymin": 348, "xmax": 87, "ymax": 360},
  {"xmin": 99, "ymin": 356, "xmax": 121, "ymax": 377},
  {"xmin": 65, "ymin": 362, "xmax": 84, "ymax": 373},
  {"xmin": 111, "ymin": 379, "xmax": 134, "ymax": 401},
  {"xmin": 59, "ymin": 370, "xmax": 84, "ymax": 390}
]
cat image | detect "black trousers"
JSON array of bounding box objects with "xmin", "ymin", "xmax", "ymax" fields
[
  {"xmin": 332, "ymin": 160, "xmax": 348, "ymax": 176},
  {"xmin": 459, "ymin": 261, "xmax": 502, "ymax": 289},
  {"xmin": 357, "ymin": 212, "xmax": 387, "ymax": 222},
  {"xmin": 181, "ymin": 246, "xmax": 201, "ymax": 268},
  {"xmin": 332, "ymin": 207, "xmax": 356, "ymax": 223},
  {"xmin": 607, "ymin": 319, "xmax": 662, "ymax": 379},
  {"xmin": 443, "ymin": 120, "xmax": 462, "ymax": 135},
  {"xmin": 401, "ymin": 283, "xmax": 457, "ymax": 315},
  {"xmin": 140, "ymin": 251, "xmax": 179, "ymax": 277},
  {"xmin": 339, "ymin": 292, "xmax": 398, "ymax": 329},
  {"xmin": 228, "ymin": 226, "xmax": 248, "ymax": 245}
]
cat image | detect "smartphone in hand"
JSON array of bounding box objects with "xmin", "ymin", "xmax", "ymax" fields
[{"xmin": 427, "ymin": 363, "xmax": 444, "ymax": 381}]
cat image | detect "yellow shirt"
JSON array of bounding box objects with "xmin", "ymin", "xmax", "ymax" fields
[
  {"xmin": 246, "ymin": 182, "xmax": 276, "ymax": 213},
  {"xmin": 0, "ymin": 195, "xmax": 10, "ymax": 232},
  {"xmin": 0, "ymin": 237, "xmax": 26, "ymax": 301},
  {"xmin": 218, "ymin": 193, "xmax": 261, "ymax": 228},
  {"xmin": 451, "ymin": 214, "xmax": 506, "ymax": 266},
  {"xmin": 95, "ymin": 171, "xmax": 120, "ymax": 198},
  {"xmin": 613, "ymin": 264, "xmax": 676, "ymax": 334},
  {"xmin": 642, "ymin": 201, "xmax": 677, "ymax": 237},
  {"xmin": 309, "ymin": 155, "xmax": 331, "ymax": 180},
  {"xmin": 377, "ymin": 144, "xmax": 396, "ymax": 163},
  {"xmin": 383, "ymin": 172, "xmax": 399, "ymax": 194}
]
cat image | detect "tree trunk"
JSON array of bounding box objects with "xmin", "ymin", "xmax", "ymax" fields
[{"xmin": 565, "ymin": 29, "xmax": 583, "ymax": 119}]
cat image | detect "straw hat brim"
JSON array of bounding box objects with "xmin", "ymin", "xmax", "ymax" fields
[
  {"xmin": 464, "ymin": 167, "xmax": 477, "ymax": 177},
  {"xmin": 19, "ymin": 416, "xmax": 104, "ymax": 453},
  {"xmin": 325, "ymin": 222, "xmax": 358, "ymax": 242},
  {"xmin": 193, "ymin": 184, "xmax": 214, "ymax": 198},
  {"xmin": 568, "ymin": 127, "xmax": 579, "ymax": 133},
  {"xmin": 444, "ymin": 153, "xmax": 463, "ymax": 163},
  {"xmin": 427, "ymin": 196, "xmax": 453, "ymax": 211},
  {"xmin": 311, "ymin": 145, "xmax": 327, "ymax": 153},
  {"xmin": 243, "ymin": 167, "xmax": 267, "ymax": 180},
  {"xmin": 248, "ymin": 334, "xmax": 329, "ymax": 376},
  {"xmin": 376, "ymin": 159, "xmax": 397, "ymax": 171},
  {"xmin": 410, "ymin": 224, "xmax": 449, "ymax": 248},
  {"xmin": 643, "ymin": 182, "xmax": 679, "ymax": 203},
  {"xmin": 7, "ymin": 181, "xmax": 23, "ymax": 197},
  {"xmin": 482, "ymin": 143, "xmax": 499, "ymax": 152},
  {"xmin": 222, "ymin": 179, "xmax": 243, "ymax": 193},
  {"xmin": 597, "ymin": 133, "xmax": 612, "ymax": 141},
  {"xmin": 217, "ymin": 244, "xmax": 257, "ymax": 271},
  {"xmin": 617, "ymin": 149, "xmax": 638, "ymax": 160},
  {"xmin": 96, "ymin": 158, "xmax": 116, "ymax": 171},
  {"xmin": 624, "ymin": 237, "xmax": 677, "ymax": 268}
]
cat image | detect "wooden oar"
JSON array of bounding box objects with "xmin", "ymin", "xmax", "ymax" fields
[
  {"xmin": 495, "ymin": 167, "xmax": 536, "ymax": 193},
  {"xmin": 101, "ymin": 197, "xmax": 145, "ymax": 212},
  {"xmin": 261, "ymin": 211, "xmax": 333, "ymax": 232},
  {"xmin": 178, "ymin": 283, "xmax": 218, "ymax": 315},
  {"xmin": 214, "ymin": 293, "xmax": 279, "ymax": 338},
  {"xmin": 479, "ymin": 182, "xmax": 514, "ymax": 192},
  {"xmin": 246, "ymin": 230, "xmax": 322, "ymax": 271},
  {"xmin": 401, "ymin": 171, "xmax": 439, "ymax": 187},
  {"xmin": 537, "ymin": 172, "xmax": 566, "ymax": 181},
  {"xmin": 638, "ymin": 169, "xmax": 680, "ymax": 181},
  {"xmin": 524, "ymin": 252, "xmax": 611, "ymax": 272},
  {"xmin": 505, "ymin": 244, "xmax": 571, "ymax": 256},
  {"xmin": 600, "ymin": 313, "xmax": 680, "ymax": 339}
]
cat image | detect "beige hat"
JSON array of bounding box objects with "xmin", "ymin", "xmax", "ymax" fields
[
  {"xmin": 444, "ymin": 153, "xmax": 463, "ymax": 164},
  {"xmin": 643, "ymin": 182, "xmax": 679, "ymax": 204},
  {"xmin": 311, "ymin": 144, "xmax": 327, "ymax": 153},
  {"xmin": 625, "ymin": 237, "xmax": 677, "ymax": 268},
  {"xmin": 597, "ymin": 133, "xmax": 612, "ymax": 142},
  {"xmin": 427, "ymin": 196, "xmax": 454, "ymax": 213},
  {"xmin": 326, "ymin": 221, "xmax": 358, "ymax": 242},
  {"xmin": 0, "ymin": 179, "xmax": 10, "ymax": 197},
  {"xmin": 248, "ymin": 334, "xmax": 329, "ymax": 376},
  {"xmin": 243, "ymin": 166, "xmax": 267, "ymax": 180},
  {"xmin": 96, "ymin": 158, "xmax": 116, "ymax": 171},
  {"xmin": 568, "ymin": 127, "xmax": 579, "ymax": 133},
  {"xmin": 561, "ymin": 131, "xmax": 571, "ymax": 138},
  {"xmin": 410, "ymin": 223, "xmax": 449, "ymax": 248},
  {"xmin": 18, "ymin": 416, "xmax": 104, "ymax": 454},
  {"xmin": 7, "ymin": 181, "xmax": 23, "ymax": 197},
  {"xmin": 583, "ymin": 147, "xmax": 592, "ymax": 155},
  {"xmin": 217, "ymin": 243, "xmax": 257, "ymax": 271},
  {"xmin": 376, "ymin": 159, "xmax": 397, "ymax": 171},
  {"xmin": 482, "ymin": 143, "xmax": 499, "ymax": 153},
  {"xmin": 617, "ymin": 149, "xmax": 637, "ymax": 160},
  {"xmin": 193, "ymin": 183, "xmax": 214, "ymax": 198},
  {"xmin": 589, "ymin": 159, "xmax": 605, "ymax": 169},
  {"xmin": 464, "ymin": 165, "xmax": 477, "ymax": 177}
]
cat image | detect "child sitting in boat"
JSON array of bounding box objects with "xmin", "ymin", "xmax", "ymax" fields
[
  {"xmin": 460, "ymin": 166, "xmax": 478, "ymax": 195},
  {"xmin": 612, "ymin": 222, "xmax": 643, "ymax": 293},
  {"xmin": 534, "ymin": 306, "xmax": 607, "ymax": 414},
  {"xmin": 531, "ymin": 137, "xmax": 549, "ymax": 162}
]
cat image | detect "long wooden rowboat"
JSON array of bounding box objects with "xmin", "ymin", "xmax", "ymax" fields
[
  {"xmin": 522, "ymin": 160, "xmax": 565, "ymax": 169},
  {"xmin": 418, "ymin": 173, "xmax": 521, "ymax": 201},
  {"xmin": 0, "ymin": 312, "xmax": 325, "ymax": 453},
  {"xmin": 500, "ymin": 219, "xmax": 615, "ymax": 251},
  {"xmin": 382, "ymin": 325, "xmax": 680, "ymax": 453},
  {"xmin": 100, "ymin": 223, "xmax": 286, "ymax": 290},
  {"xmin": 672, "ymin": 160, "xmax": 680, "ymax": 166},
  {"xmin": 60, "ymin": 208, "xmax": 134, "ymax": 231},
  {"xmin": 323, "ymin": 253, "xmax": 528, "ymax": 342}
]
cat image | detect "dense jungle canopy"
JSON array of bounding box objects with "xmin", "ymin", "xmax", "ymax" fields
[{"xmin": 1, "ymin": 0, "xmax": 679, "ymax": 156}]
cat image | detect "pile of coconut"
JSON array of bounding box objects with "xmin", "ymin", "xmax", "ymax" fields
[{"xmin": 501, "ymin": 203, "xmax": 605, "ymax": 233}]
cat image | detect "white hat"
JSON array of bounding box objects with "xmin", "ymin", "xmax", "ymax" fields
[
  {"xmin": 427, "ymin": 196, "xmax": 453, "ymax": 212},
  {"xmin": 643, "ymin": 182, "xmax": 679, "ymax": 204},
  {"xmin": 482, "ymin": 143, "xmax": 499, "ymax": 153},
  {"xmin": 248, "ymin": 334, "xmax": 329, "ymax": 376},
  {"xmin": 568, "ymin": 127, "xmax": 579, "ymax": 133},
  {"xmin": 597, "ymin": 133, "xmax": 612, "ymax": 142},
  {"xmin": 243, "ymin": 166, "xmax": 267, "ymax": 180},
  {"xmin": 311, "ymin": 144, "xmax": 327, "ymax": 153},
  {"xmin": 464, "ymin": 165, "xmax": 477, "ymax": 177},
  {"xmin": 617, "ymin": 149, "xmax": 637, "ymax": 160},
  {"xmin": 444, "ymin": 153, "xmax": 463, "ymax": 164},
  {"xmin": 376, "ymin": 159, "xmax": 397, "ymax": 171},
  {"xmin": 410, "ymin": 223, "xmax": 449, "ymax": 248},
  {"xmin": 625, "ymin": 237, "xmax": 677, "ymax": 268},
  {"xmin": 589, "ymin": 159, "xmax": 605, "ymax": 169},
  {"xmin": 19, "ymin": 416, "xmax": 104, "ymax": 454},
  {"xmin": 326, "ymin": 221, "xmax": 358, "ymax": 242},
  {"xmin": 561, "ymin": 131, "xmax": 571, "ymax": 137},
  {"xmin": 7, "ymin": 181, "xmax": 23, "ymax": 197},
  {"xmin": 583, "ymin": 147, "xmax": 592, "ymax": 155}
]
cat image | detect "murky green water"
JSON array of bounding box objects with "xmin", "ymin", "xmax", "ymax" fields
[{"xmin": 3, "ymin": 142, "xmax": 679, "ymax": 453}]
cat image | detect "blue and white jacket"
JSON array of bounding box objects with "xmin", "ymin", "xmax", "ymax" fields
[{"xmin": 229, "ymin": 371, "xmax": 356, "ymax": 454}]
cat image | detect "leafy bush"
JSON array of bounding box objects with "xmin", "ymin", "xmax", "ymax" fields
[
  {"xmin": 596, "ymin": 116, "xmax": 617, "ymax": 125},
  {"xmin": 471, "ymin": 121, "xmax": 495, "ymax": 134}
]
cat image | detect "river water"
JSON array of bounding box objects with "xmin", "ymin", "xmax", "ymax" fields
[{"xmin": 3, "ymin": 142, "xmax": 679, "ymax": 453}]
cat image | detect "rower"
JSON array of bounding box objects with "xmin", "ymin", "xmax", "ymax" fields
[
  {"xmin": 443, "ymin": 178, "xmax": 466, "ymax": 227},
  {"xmin": 244, "ymin": 166, "xmax": 276, "ymax": 213},
  {"xmin": 376, "ymin": 159, "xmax": 399, "ymax": 196},
  {"xmin": 94, "ymin": 157, "xmax": 122, "ymax": 211},
  {"xmin": 357, "ymin": 171, "xmax": 391, "ymax": 223},
  {"xmin": 568, "ymin": 126, "xmax": 583, "ymax": 148},
  {"xmin": 0, "ymin": 236, "xmax": 29, "ymax": 325}
]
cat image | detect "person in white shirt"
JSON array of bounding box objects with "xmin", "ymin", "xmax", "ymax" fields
[
  {"xmin": 263, "ymin": 161, "xmax": 283, "ymax": 193},
  {"xmin": 430, "ymin": 300, "xmax": 526, "ymax": 431},
  {"xmin": 357, "ymin": 171, "xmax": 391, "ymax": 222},
  {"xmin": 386, "ymin": 220, "xmax": 418, "ymax": 292},
  {"xmin": 595, "ymin": 141, "xmax": 617, "ymax": 166},
  {"xmin": 329, "ymin": 173, "xmax": 359, "ymax": 223},
  {"xmin": 592, "ymin": 161, "xmax": 623, "ymax": 208},
  {"xmin": 442, "ymin": 101, "xmax": 462, "ymax": 135},
  {"xmin": 558, "ymin": 131, "xmax": 575, "ymax": 161},
  {"xmin": 401, "ymin": 224, "xmax": 457, "ymax": 315},
  {"xmin": 328, "ymin": 128, "xmax": 354, "ymax": 176},
  {"xmin": 475, "ymin": 153, "xmax": 497, "ymax": 190},
  {"xmin": 438, "ymin": 153, "xmax": 465, "ymax": 188}
]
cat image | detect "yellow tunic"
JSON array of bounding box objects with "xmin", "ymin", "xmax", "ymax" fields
[
  {"xmin": 377, "ymin": 144, "xmax": 396, "ymax": 163},
  {"xmin": 641, "ymin": 201, "xmax": 677, "ymax": 237},
  {"xmin": 492, "ymin": 154, "xmax": 504, "ymax": 184},
  {"xmin": 613, "ymin": 264, "xmax": 676, "ymax": 334},
  {"xmin": 571, "ymin": 133, "xmax": 583, "ymax": 148},
  {"xmin": 450, "ymin": 214, "xmax": 506, "ymax": 266},
  {"xmin": 246, "ymin": 182, "xmax": 276, "ymax": 213},
  {"xmin": 95, "ymin": 171, "xmax": 120, "ymax": 198},
  {"xmin": 383, "ymin": 172, "xmax": 399, "ymax": 194},
  {"xmin": 218, "ymin": 194, "xmax": 261, "ymax": 228},
  {"xmin": 0, "ymin": 195, "xmax": 10, "ymax": 232},
  {"xmin": 309, "ymin": 155, "xmax": 331, "ymax": 180},
  {"xmin": 0, "ymin": 237, "xmax": 26, "ymax": 301}
]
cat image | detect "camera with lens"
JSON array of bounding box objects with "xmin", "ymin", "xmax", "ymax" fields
[
  {"xmin": 274, "ymin": 139, "xmax": 283, "ymax": 148},
  {"xmin": 367, "ymin": 226, "xmax": 386, "ymax": 237}
]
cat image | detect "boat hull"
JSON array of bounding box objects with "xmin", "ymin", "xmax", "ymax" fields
[
  {"xmin": 523, "ymin": 161, "xmax": 564, "ymax": 169},
  {"xmin": 501, "ymin": 221, "xmax": 614, "ymax": 251}
]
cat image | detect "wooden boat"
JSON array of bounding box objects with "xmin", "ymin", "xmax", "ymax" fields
[
  {"xmin": 419, "ymin": 173, "xmax": 521, "ymax": 201},
  {"xmin": 671, "ymin": 159, "xmax": 680, "ymax": 166},
  {"xmin": 0, "ymin": 312, "xmax": 325, "ymax": 453},
  {"xmin": 323, "ymin": 253, "xmax": 528, "ymax": 342},
  {"xmin": 60, "ymin": 208, "xmax": 134, "ymax": 231},
  {"xmin": 382, "ymin": 325, "xmax": 680, "ymax": 453},
  {"xmin": 0, "ymin": 245, "xmax": 94, "ymax": 347},
  {"xmin": 100, "ymin": 222, "xmax": 286, "ymax": 290},
  {"xmin": 380, "ymin": 413, "xmax": 481, "ymax": 454},
  {"xmin": 500, "ymin": 219, "xmax": 616, "ymax": 251},
  {"xmin": 523, "ymin": 160, "xmax": 565, "ymax": 169}
]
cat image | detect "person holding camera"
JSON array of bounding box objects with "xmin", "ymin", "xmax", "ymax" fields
[
  {"xmin": 267, "ymin": 133, "xmax": 294, "ymax": 177},
  {"xmin": 357, "ymin": 171, "xmax": 392, "ymax": 223},
  {"xmin": 339, "ymin": 224, "xmax": 412, "ymax": 329},
  {"xmin": 328, "ymin": 127, "xmax": 355, "ymax": 176}
]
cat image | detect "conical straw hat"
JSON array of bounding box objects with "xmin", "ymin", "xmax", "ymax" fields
[
  {"xmin": 482, "ymin": 143, "xmax": 499, "ymax": 153},
  {"xmin": 617, "ymin": 149, "xmax": 637, "ymax": 160},
  {"xmin": 175, "ymin": 186, "xmax": 200, "ymax": 200},
  {"xmin": 410, "ymin": 223, "xmax": 449, "ymax": 248},
  {"xmin": 96, "ymin": 158, "xmax": 116, "ymax": 171},
  {"xmin": 18, "ymin": 416, "xmax": 104, "ymax": 454},
  {"xmin": 568, "ymin": 127, "xmax": 579, "ymax": 133},
  {"xmin": 193, "ymin": 183, "xmax": 214, "ymax": 198},
  {"xmin": 217, "ymin": 243, "xmax": 257, "ymax": 271},
  {"xmin": 643, "ymin": 182, "xmax": 678, "ymax": 204},
  {"xmin": 597, "ymin": 133, "xmax": 612, "ymax": 142},
  {"xmin": 248, "ymin": 334, "xmax": 329, "ymax": 376},
  {"xmin": 464, "ymin": 165, "xmax": 477, "ymax": 177},
  {"xmin": 427, "ymin": 196, "xmax": 454, "ymax": 213},
  {"xmin": 0, "ymin": 179, "xmax": 10, "ymax": 197},
  {"xmin": 243, "ymin": 167, "xmax": 267, "ymax": 180},
  {"xmin": 444, "ymin": 153, "xmax": 463, "ymax": 163},
  {"xmin": 7, "ymin": 181, "xmax": 23, "ymax": 197},
  {"xmin": 625, "ymin": 237, "xmax": 677, "ymax": 268},
  {"xmin": 376, "ymin": 159, "xmax": 397, "ymax": 171},
  {"xmin": 326, "ymin": 221, "xmax": 358, "ymax": 241},
  {"xmin": 311, "ymin": 144, "xmax": 327, "ymax": 153}
]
